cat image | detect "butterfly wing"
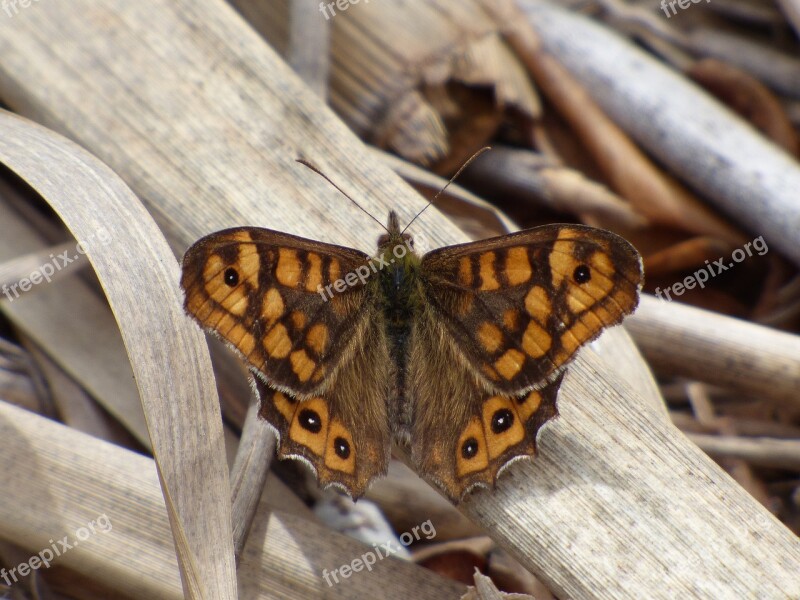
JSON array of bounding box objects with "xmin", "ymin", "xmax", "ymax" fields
[
  {"xmin": 408, "ymin": 224, "xmax": 642, "ymax": 501},
  {"xmin": 182, "ymin": 226, "xmax": 374, "ymax": 395},
  {"xmin": 181, "ymin": 227, "xmax": 392, "ymax": 496}
]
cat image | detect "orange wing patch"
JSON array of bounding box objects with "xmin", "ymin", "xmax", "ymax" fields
[
  {"xmin": 477, "ymin": 322, "xmax": 503, "ymax": 353},
  {"xmin": 290, "ymin": 349, "xmax": 316, "ymax": 382},
  {"xmin": 478, "ymin": 252, "xmax": 500, "ymax": 291},
  {"xmin": 481, "ymin": 396, "xmax": 525, "ymax": 459},
  {"xmin": 305, "ymin": 252, "xmax": 324, "ymax": 292},
  {"xmin": 456, "ymin": 417, "xmax": 489, "ymax": 477},
  {"xmin": 494, "ymin": 349, "xmax": 525, "ymax": 380},
  {"xmin": 260, "ymin": 389, "xmax": 358, "ymax": 478},
  {"xmin": 505, "ymin": 246, "xmax": 532, "ymax": 285},
  {"xmin": 447, "ymin": 375, "xmax": 564, "ymax": 501},
  {"xmin": 264, "ymin": 323, "xmax": 292, "ymax": 358},
  {"xmin": 522, "ymin": 319, "xmax": 551, "ymax": 359},
  {"xmin": 276, "ymin": 249, "xmax": 302, "ymax": 287}
]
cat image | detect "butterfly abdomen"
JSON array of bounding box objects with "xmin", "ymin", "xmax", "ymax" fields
[{"xmin": 375, "ymin": 225, "xmax": 424, "ymax": 430}]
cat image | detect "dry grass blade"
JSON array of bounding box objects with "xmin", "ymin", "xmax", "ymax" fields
[
  {"xmin": 0, "ymin": 242, "xmax": 83, "ymax": 293},
  {"xmin": 460, "ymin": 146, "xmax": 647, "ymax": 229},
  {"xmin": 285, "ymin": 0, "xmax": 330, "ymax": 97},
  {"xmin": 0, "ymin": 111, "xmax": 236, "ymax": 598},
  {"xmin": 0, "ymin": 198, "xmax": 149, "ymax": 447},
  {"xmin": 0, "ymin": 401, "xmax": 184, "ymax": 598},
  {"xmin": 488, "ymin": 1, "xmax": 743, "ymax": 245},
  {"xmin": 688, "ymin": 433, "xmax": 800, "ymax": 471},
  {"xmin": 230, "ymin": 397, "xmax": 275, "ymax": 560}
]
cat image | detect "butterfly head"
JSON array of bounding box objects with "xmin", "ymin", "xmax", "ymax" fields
[
  {"xmin": 375, "ymin": 211, "xmax": 422, "ymax": 311},
  {"xmin": 376, "ymin": 210, "xmax": 412, "ymax": 251}
]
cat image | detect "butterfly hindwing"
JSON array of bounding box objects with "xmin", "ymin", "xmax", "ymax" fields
[
  {"xmin": 254, "ymin": 321, "xmax": 392, "ymax": 497},
  {"xmin": 406, "ymin": 303, "xmax": 565, "ymax": 500}
]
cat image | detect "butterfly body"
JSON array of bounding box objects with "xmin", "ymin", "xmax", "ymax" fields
[{"xmin": 181, "ymin": 211, "xmax": 642, "ymax": 502}]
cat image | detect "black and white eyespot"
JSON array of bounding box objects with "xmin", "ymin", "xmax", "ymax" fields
[
  {"xmin": 298, "ymin": 409, "xmax": 322, "ymax": 434},
  {"xmin": 461, "ymin": 437, "xmax": 479, "ymax": 459},
  {"xmin": 224, "ymin": 267, "xmax": 239, "ymax": 287},
  {"xmin": 333, "ymin": 436, "xmax": 350, "ymax": 460},
  {"xmin": 573, "ymin": 264, "xmax": 591, "ymax": 284},
  {"xmin": 491, "ymin": 409, "xmax": 514, "ymax": 434}
]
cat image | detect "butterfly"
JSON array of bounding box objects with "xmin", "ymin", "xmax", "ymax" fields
[{"xmin": 180, "ymin": 211, "xmax": 642, "ymax": 502}]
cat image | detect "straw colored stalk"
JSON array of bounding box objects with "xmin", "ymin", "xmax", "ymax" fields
[
  {"xmin": 627, "ymin": 295, "xmax": 800, "ymax": 409},
  {"xmin": 0, "ymin": 199, "xmax": 150, "ymax": 447},
  {"xmin": 0, "ymin": 0, "xmax": 798, "ymax": 598},
  {"xmin": 0, "ymin": 399, "xmax": 464, "ymax": 599},
  {"xmin": 232, "ymin": 0, "xmax": 541, "ymax": 171},
  {"xmin": 516, "ymin": 0, "xmax": 800, "ymax": 270},
  {"xmin": 484, "ymin": 0, "xmax": 745, "ymax": 246},
  {"xmin": 775, "ymin": 0, "xmax": 800, "ymax": 37}
]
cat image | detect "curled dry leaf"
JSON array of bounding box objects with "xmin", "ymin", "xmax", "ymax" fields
[
  {"xmin": 233, "ymin": 0, "xmax": 541, "ymax": 170},
  {"xmin": 461, "ymin": 570, "xmax": 538, "ymax": 600}
]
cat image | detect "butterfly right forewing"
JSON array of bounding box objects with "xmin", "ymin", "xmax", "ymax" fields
[{"xmin": 419, "ymin": 224, "xmax": 642, "ymax": 395}]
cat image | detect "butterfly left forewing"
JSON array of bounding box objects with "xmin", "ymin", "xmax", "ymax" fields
[
  {"xmin": 408, "ymin": 224, "xmax": 642, "ymax": 501},
  {"xmin": 181, "ymin": 226, "xmax": 372, "ymax": 395}
]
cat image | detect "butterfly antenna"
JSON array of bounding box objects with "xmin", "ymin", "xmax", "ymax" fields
[
  {"xmin": 296, "ymin": 159, "xmax": 389, "ymax": 233},
  {"xmin": 400, "ymin": 146, "xmax": 491, "ymax": 235}
]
